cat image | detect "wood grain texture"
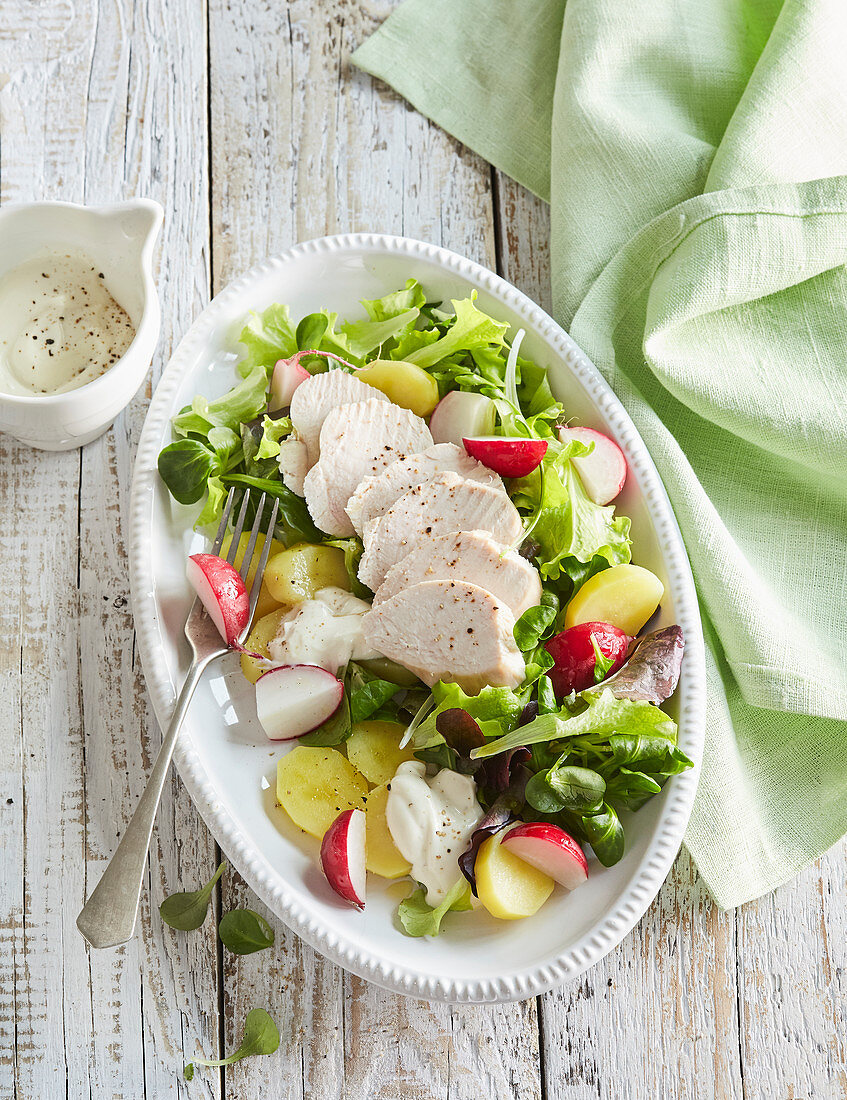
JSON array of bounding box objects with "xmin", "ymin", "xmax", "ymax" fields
[{"xmin": 1, "ymin": 0, "xmax": 845, "ymax": 1097}]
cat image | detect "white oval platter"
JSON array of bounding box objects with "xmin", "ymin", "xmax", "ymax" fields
[{"xmin": 129, "ymin": 233, "xmax": 706, "ymax": 1003}]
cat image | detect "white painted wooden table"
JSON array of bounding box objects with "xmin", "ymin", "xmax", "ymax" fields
[{"xmin": 1, "ymin": 3, "xmax": 844, "ymax": 1097}]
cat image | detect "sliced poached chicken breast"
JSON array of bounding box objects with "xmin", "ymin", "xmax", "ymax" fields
[
  {"xmin": 289, "ymin": 370, "xmax": 390, "ymax": 462},
  {"xmin": 358, "ymin": 472, "xmax": 523, "ymax": 591},
  {"xmin": 277, "ymin": 437, "xmax": 309, "ymax": 496},
  {"xmin": 363, "ymin": 579, "xmax": 526, "ymax": 692},
  {"xmin": 373, "ymin": 529, "xmax": 541, "ymax": 618},
  {"xmin": 345, "ymin": 442, "xmax": 504, "ymax": 536},
  {"xmin": 303, "ymin": 398, "xmax": 433, "ymax": 536}
]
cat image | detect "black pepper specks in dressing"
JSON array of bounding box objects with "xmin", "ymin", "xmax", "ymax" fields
[{"xmin": 0, "ymin": 252, "xmax": 135, "ymax": 396}]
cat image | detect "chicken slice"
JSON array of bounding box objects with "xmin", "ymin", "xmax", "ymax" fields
[
  {"xmin": 363, "ymin": 579, "xmax": 526, "ymax": 692},
  {"xmin": 345, "ymin": 443, "xmax": 504, "ymax": 536},
  {"xmin": 289, "ymin": 370, "xmax": 390, "ymax": 462},
  {"xmin": 358, "ymin": 472, "xmax": 523, "ymax": 591},
  {"xmin": 277, "ymin": 437, "xmax": 309, "ymax": 496},
  {"xmin": 303, "ymin": 398, "xmax": 433, "ymax": 536},
  {"xmin": 373, "ymin": 530, "xmax": 541, "ymax": 618}
]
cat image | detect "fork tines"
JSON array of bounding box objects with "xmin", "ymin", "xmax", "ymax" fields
[{"xmin": 211, "ymin": 486, "xmax": 280, "ymax": 628}]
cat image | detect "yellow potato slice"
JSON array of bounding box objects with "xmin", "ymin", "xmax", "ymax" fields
[
  {"xmin": 364, "ymin": 783, "xmax": 411, "ymax": 878},
  {"xmin": 240, "ymin": 607, "xmax": 289, "ymax": 684},
  {"xmin": 264, "ymin": 543, "xmax": 350, "ymax": 606},
  {"xmin": 356, "ymin": 359, "xmax": 440, "ymax": 417},
  {"xmin": 221, "ymin": 530, "xmax": 285, "ymax": 620},
  {"xmin": 564, "ymin": 563, "xmax": 664, "ymax": 636},
  {"xmin": 276, "ymin": 746, "xmax": 368, "ymax": 839},
  {"xmin": 346, "ymin": 721, "xmax": 415, "ymax": 786},
  {"xmin": 475, "ymin": 828, "xmax": 554, "ymax": 920}
]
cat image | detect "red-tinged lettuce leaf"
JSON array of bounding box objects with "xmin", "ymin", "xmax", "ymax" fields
[
  {"xmin": 595, "ymin": 626, "xmax": 684, "ymax": 704},
  {"xmin": 435, "ymin": 708, "xmax": 486, "ymax": 756},
  {"xmin": 480, "ymin": 746, "xmax": 531, "ymax": 797},
  {"xmin": 458, "ymin": 795, "xmax": 520, "ymax": 896}
]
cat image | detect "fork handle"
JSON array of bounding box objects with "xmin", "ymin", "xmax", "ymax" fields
[{"xmin": 76, "ymin": 659, "xmax": 209, "ymax": 949}]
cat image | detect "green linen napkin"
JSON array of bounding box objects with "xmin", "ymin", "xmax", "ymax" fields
[{"xmin": 353, "ymin": 0, "xmax": 847, "ymax": 908}]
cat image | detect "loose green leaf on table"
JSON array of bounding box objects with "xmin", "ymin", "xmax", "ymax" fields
[
  {"xmin": 218, "ymin": 909, "xmax": 275, "ymax": 955},
  {"xmin": 159, "ymin": 861, "xmax": 225, "ymax": 931},
  {"xmin": 183, "ymin": 1007, "xmax": 280, "ymax": 1080}
]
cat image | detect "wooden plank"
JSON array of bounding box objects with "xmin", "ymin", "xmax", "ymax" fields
[
  {"xmin": 207, "ymin": 3, "xmax": 539, "ymax": 1097},
  {"xmin": 81, "ymin": 0, "xmax": 223, "ymax": 1095},
  {"xmin": 736, "ymin": 843, "xmax": 847, "ymax": 1100},
  {"xmin": 0, "ymin": 0, "xmax": 220, "ymax": 1096}
]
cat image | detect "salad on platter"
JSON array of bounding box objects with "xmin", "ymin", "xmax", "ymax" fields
[{"xmin": 158, "ymin": 278, "xmax": 690, "ymax": 936}]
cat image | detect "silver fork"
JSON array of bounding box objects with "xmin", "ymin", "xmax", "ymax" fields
[{"xmin": 77, "ymin": 487, "xmax": 280, "ymax": 949}]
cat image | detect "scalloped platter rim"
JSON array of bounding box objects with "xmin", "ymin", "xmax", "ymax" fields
[{"xmin": 129, "ymin": 233, "xmax": 706, "ymax": 1003}]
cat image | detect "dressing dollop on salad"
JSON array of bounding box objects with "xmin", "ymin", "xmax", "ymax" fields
[{"xmin": 162, "ymin": 279, "xmax": 691, "ymax": 935}]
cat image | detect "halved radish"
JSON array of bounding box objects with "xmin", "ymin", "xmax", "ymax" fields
[
  {"xmin": 501, "ymin": 822, "xmax": 588, "ymax": 890},
  {"xmin": 187, "ymin": 553, "xmax": 249, "ymax": 646},
  {"xmin": 320, "ymin": 808, "xmax": 366, "ymax": 909},
  {"xmin": 429, "ymin": 390, "xmax": 495, "ymax": 445},
  {"xmin": 558, "ymin": 426, "xmax": 626, "ymax": 505},
  {"xmin": 463, "ymin": 436, "xmax": 547, "ymax": 478},
  {"xmin": 255, "ymin": 664, "xmax": 343, "ymax": 741},
  {"xmin": 268, "ymin": 356, "xmax": 311, "ymax": 412}
]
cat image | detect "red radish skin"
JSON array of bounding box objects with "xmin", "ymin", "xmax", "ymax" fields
[
  {"xmin": 545, "ymin": 621, "xmax": 630, "ymax": 699},
  {"xmin": 255, "ymin": 664, "xmax": 343, "ymax": 741},
  {"xmin": 429, "ymin": 390, "xmax": 496, "ymax": 445},
  {"xmin": 463, "ymin": 436, "xmax": 548, "ymax": 479},
  {"xmin": 501, "ymin": 822, "xmax": 588, "ymax": 890},
  {"xmin": 187, "ymin": 553, "xmax": 249, "ymax": 646},
  {"xmin": 269, "ymin": 356, "xmax": 311, "ymax": 411},
  {"xmin": 558, "ymin": 426, "xmax": 627, "ymax": 505},
  {"xmin": 320, "ymin": 808, "xmax": 367, "ymax": 909}
]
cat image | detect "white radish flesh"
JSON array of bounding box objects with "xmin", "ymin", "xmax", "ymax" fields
[
  {"xmin": 187, "ymin": 553, "xmax": 249, "ymax": 645},
  {"xmin": 429, "ymin": 390, "xmax": 495, "ymax": 445},
  {"xmin": 255, "ymin": 664, "xmax": 344, "ymax": 741},
  {"xmin": 269, "ymin": 357, "xmax": 311, "ymax": 412},
  {"xmin": 558, "ymin": 426, "xmax": 627, "ymax": 505},
  {"xmin": 501, "ymin": 822, "xmax": 589, "ymax": 890},
  {"xmin": 320, "ymin": 808, "xmax": 367, "ymax": 909}
]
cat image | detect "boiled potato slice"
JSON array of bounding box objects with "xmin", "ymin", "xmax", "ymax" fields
[
  {"xmin": 364, "ymin": 783, "xmax": 411, "ymax": 878},
  {"xmin": 564, "ymin": 563, "xmax": 664, "ymax": 636},
  {"xmin": 276, "ymin": 746, "xmax": 368, "ymax": 838},
  {"xmin": 221, "ymin": 529, "xmax": 285, "ymax": 619},
  {"xmin": 346, "ymin": 720, "xmax": 415, "ymax": 786},
  {"xmin": 356, "ymin": 359, "xmax": 440, "ymax": 417},
  {"xmin": 240, "ymin": 607, "xmax": 289, "ymax": 684},
  {"xmin": 264, "ymin": 543, "xmax": 350, "ymax": 605},
  {"xmin": 475, "ymin": 828, "xmax": 554, "ymax": 920}
]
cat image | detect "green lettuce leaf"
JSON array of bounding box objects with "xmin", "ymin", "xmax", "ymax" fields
[
  {"xmin": 361, "ymin": 278, "xmax": 426, "ymax": 321},
  {"xmin": 172, "ymin": 361, "xmax": 270, "ymax": 438},
  {"xmin": 255, "ymin": 415, "xmax": 293, "ymax": 460},
  {"xmin": 238, "ymin": 304, "xmax": 298, "ymax": 372},
  {"xmin": 397, "ymin": 878, "xmax": 473, "ymax": 937},
  {"xmin": 340, "ymin": 307, "xmax": 420, "ymax": 358},
  {"xmin": 411, "ymin": 681, "xmax": 526, "ymax": 749},
  {"xmin": 529, "ymin": 440, "xmax": 631, "ymax": 583},
  {"xmin": 400, "ymin": 294, "xmax": 509, "ymax": 368},
  {"xmin": 470, "ymin": 689, "xmax": 677, "ymax": 759}
]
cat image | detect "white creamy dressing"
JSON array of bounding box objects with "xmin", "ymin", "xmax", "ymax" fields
[
  {"xmin": 0, "ymin": 251, "xmax": 135, "ymax": 396},
  {"xmin": 267, "ymin": 586, "xmax": 379, "ymax": 674},
  {"xmin": 386, "ymin": 761, "xmax": 483, "ymax": 905}
]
